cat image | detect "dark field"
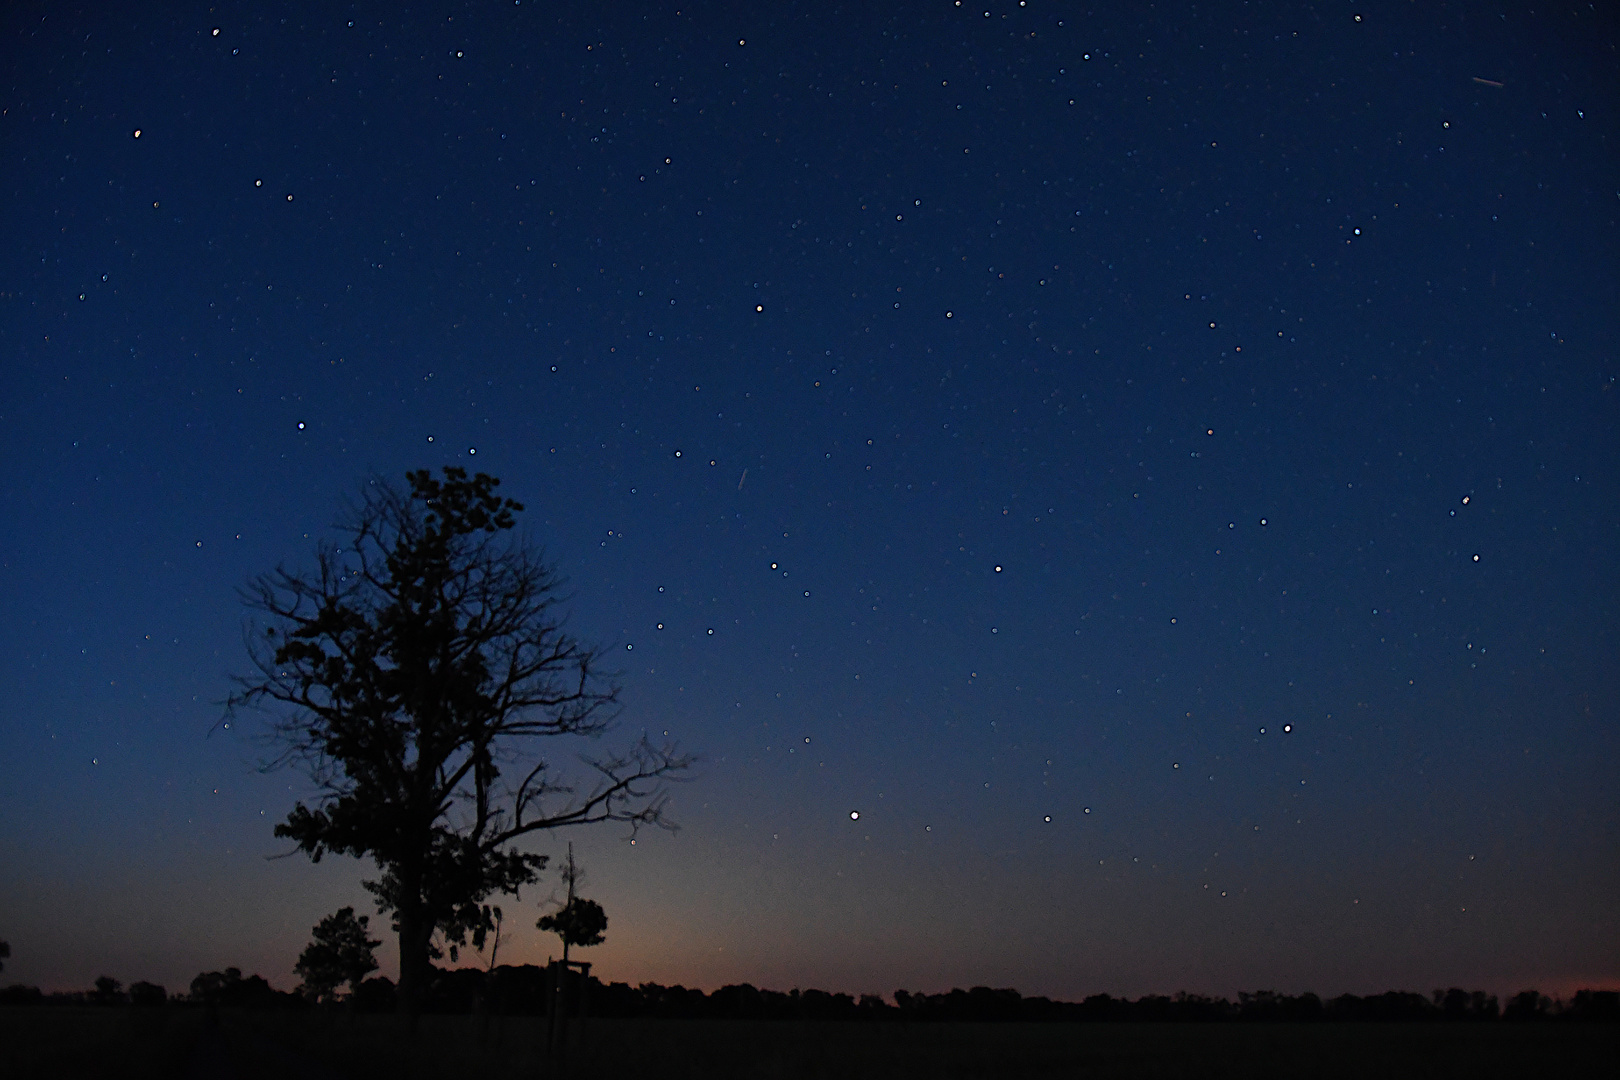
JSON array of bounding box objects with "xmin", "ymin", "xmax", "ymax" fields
[{"xmin": 3, "ymin": 1008, "xmax": 1614, "ymax": 1079}]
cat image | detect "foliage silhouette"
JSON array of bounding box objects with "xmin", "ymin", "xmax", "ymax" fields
[
  {"xmin": 538, "ymin": 898, "xmax": 608, "ymax": 961},
  {"xmin": 1434, "ymin": 987, "xmax": 1499, "ymax": 1021},
  {"xmin": 294, "ymin": 906, "xmax": 382, "ymax": 1004},
  {"xmin": 1565, "ymin": 989, "xmax": 1620, "ymax": 1022},
  {"xmin": 0, "ymin": 938, "xmax": 8, "ymax": 974},
  {"xmin": 0, "ymin": 984, "xmax": 43, "ymax": 1005},
  {"xmin": 478, "ymin": 905, "xmax": 505, "ymax": 971},
  {"xmin": 189, "ymin": 966, "xmax": 243, "ymax": 1003},
  {"xmin": 92, "ymin": 976, "xmax": 124, "ymax": 1006},
  {"xmin": 1503, "ymin": 989, "xmax": 1553, "ymax": 1021},
  {"xmin": 227, "ymin": 467, "xmax": 690, "ymax": 1021},
  {"xmin": 188, "ymin": 967, "xmax": 305, "ymax": 1010}
]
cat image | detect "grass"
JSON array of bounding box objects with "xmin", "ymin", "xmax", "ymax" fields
[
  {"xmin": 3, "ymin": 1007, "xmax": 1614, "ymax": 1078},
  {"xmin": 245, "ymin": 1012, "xmax": 1619, "ymax": 1079},
  {"xmin": 0, "ymin": 1006, "xmax": 202, "ymax": 1080}
]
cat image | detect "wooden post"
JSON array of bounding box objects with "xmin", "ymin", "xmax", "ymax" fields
[
  {"xmin": 545, "ymin": 959, "xmax": 565, "ymax": 1065},
  {"xmin": 573, "ymin": 960, "xmax": 592, "ymax": 1054},
  {"xmin": 543, "ymin": 958, "xmax": 593, "ymax": 1073}
]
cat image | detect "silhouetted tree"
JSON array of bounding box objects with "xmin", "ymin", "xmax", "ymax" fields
[
  {"xmin": 0, "ymin": 939, "xmax": 8, "ymax": 974},
  {"xmin": 1566, "ymin": 989, "xmax": 1619, "ymax": 1022},
  {"xmin": 294, "ymin": 906, "xmax": 381, "ymax": 1004},
  {"xmin": 469, "ymin": 903, "xmax": 506, "ymax": 975},
  {"xmin": 92, "ymin": 976, "xmax": 125, "ymax": 1005},
  {"xmin": 0, "ymin": 985, "xmax": 43, "ymax": 1006},
  {"xmin": 227, "ymin": 468, "xmax": 690, "ymax": 1022},
  {"xmin": 1503, "ymin": 989, "xmax": 1552, "ymax": 1021},
  {"xmin": 188, "ymin": 968, "xmax": 299, "ymax": 1010},
  {"xmin": 858, "ymin": 993, "xmax": 893, "ymax": 1018},
  {"xmin": 190, "ymin": 967, "xmax": 244, "ymax": 1003},
  {"xmin": 1435, "ymin": 986, "xmax": 1498, "ymax": 1020},
  {"xmin": 129, "ymin": 981, "xmax": 166, "ymax": 1007},
  {"xmin": 536, "ymin": 844, "xmax": 607, "ymax": 963}
]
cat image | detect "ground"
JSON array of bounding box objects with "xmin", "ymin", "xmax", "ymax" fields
[{"xmin": 1, "ymin": 1007, "xmax": 1614, "ymax": 1078}]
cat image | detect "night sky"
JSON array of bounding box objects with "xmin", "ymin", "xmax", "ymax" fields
[{"xmin": 2, "ymin": 1, "xmax": 1616, "ymax": 1004}]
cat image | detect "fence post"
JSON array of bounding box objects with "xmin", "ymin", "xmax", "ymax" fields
[{"xmin": 545, "ymin": 959, "xmax": 566, "ymax": 1068}]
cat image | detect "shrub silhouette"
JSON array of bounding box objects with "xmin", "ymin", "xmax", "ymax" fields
[
  {"xmin": 189, "ymin": 967, "xmax": 302, "ymax": 1010},
  {"xmin": 1504, "ymin": 989, "xmax": 1552, "ymax": 1021},
  {"xmin": 129, "ymin": 981, "xmax": 166, "ymax": 1007}
]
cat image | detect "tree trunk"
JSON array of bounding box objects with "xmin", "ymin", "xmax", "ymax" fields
[{"xmin": 396, "ymin": 903, "xmax": 433, "ymax": 1030}]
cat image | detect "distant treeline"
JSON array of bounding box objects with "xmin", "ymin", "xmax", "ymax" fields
[{"xmin": 4, "ymin": 965, "xmax": 1614, "ymax": 1024}]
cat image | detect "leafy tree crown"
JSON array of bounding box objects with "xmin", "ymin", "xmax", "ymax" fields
[
  {"xmin": 294, "ymin": 906, "xmax": 382, "ymax": 1003},
  {"xmin": 537, "ymin": 896, "xmax": 608, "ymax": 950}
]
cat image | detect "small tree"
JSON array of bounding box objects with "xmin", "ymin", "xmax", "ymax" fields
[
  {"xmin": 1504, "ymin": 989, "xmax": 1552, "ymax": 1021},
  {"xmin": 190, "ymin": 967, "xmax": 244, "ymax": 1003},
  {"xmin": 536, "ymin": 844, "xmax": 607, "ymax": 963},
  {"xmin": 295, "ymin": 906, "xmax": 381, "ymax": 1004},
  {"xmin": 481, "ymin": 905, "xmax": 505, "ymax": 971},
  {"xmin": 228, "ymin": 468, "xmax": 690, "ymax": 1021},
  {"xmin": 0, "ymin": 939, "xmax": 9, "ymax": 974}
]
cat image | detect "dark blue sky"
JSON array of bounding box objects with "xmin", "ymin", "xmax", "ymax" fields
[{"xmin": 2, "ymin": 0, "xmax": 1615, "ymax": 1001}]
